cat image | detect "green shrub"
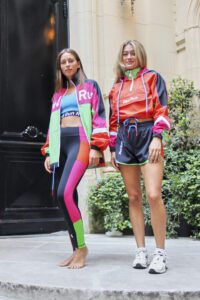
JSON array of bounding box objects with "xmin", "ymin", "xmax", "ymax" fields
[
  {"xmin": 163, "ymin": 77, "xmax": 200, "ymax": 238},
  {"xmin": 88, "ymin": 173, "xmax": 131, "ymax": 232},
  {"xmin": 88, "ymin": 148, "xmax": 200, "ymax": 238},
  {"xmin": 163, "ymin": 148, "xmax": 200, "ymax": 239},
  {"xmin": 166, "ymin": 76, "xmax": 200, "ymax": 149},
  {"xmin": 88, "ymin": 171, "xmax": 183, "ymax": 237}
]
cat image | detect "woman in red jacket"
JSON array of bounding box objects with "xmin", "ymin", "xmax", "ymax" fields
[{"xmin": 109, "ymin": 40, "xmax": 171, "ymax": 274}]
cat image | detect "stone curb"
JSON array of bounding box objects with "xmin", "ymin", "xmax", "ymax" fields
[{"xmin": 0, "ymin": 281, "xmax": 200, "ymax": 300}]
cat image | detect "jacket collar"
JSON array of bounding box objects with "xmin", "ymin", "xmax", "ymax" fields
[{"xmin": 123, "ymin": 67, "xmax": 149, "ymax": 81}]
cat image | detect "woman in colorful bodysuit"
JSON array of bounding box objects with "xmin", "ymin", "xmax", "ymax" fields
[
  {"xmin": 109, "ymin": 40, "xmax": 171, "ymax": 274},
  {"xmin": 42, "ymin": 48, "xmax": 109, "ymax": 269}
]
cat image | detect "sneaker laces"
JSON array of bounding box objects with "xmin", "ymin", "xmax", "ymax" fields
[{"xmin": 151, "ymin": 251, "xmax": 166, "ymax": 264}]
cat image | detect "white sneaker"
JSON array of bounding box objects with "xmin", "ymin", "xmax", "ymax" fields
[
  {"xmin": 133, "ymin": 248, "xmax": 148, "ymax": 269},
  {"xmin": 148, "ymin": 250, "xmax": 167, "ymax": 274}
]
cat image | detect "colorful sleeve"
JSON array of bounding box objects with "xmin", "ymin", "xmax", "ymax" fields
[
  {"xmin": 41, "ymin": 130, "xmax": 49, "ymax": 156},
  {"xmin": 90, "ymin": 81, "xmax": 109, "ymax": 151},
  {"xmin": 41, "ymin": 95, "xmax": 54, "ymax": 157},
  {"xmin": 109, "ymin": 86, "xmax": 118, "ymax": 152},
  {"xmin": 151, "ymin": 72, "xmax": 171, "ymax": 136}
]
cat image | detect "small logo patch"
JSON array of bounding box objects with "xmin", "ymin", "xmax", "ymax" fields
[{"xmin": 118, "ymin": 141, "xmax": 123, "ymax": 155}]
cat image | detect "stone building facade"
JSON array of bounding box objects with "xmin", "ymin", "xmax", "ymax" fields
[{"xmin": 69, "ymin": 0, "xmax": 200, "ymax": 90}]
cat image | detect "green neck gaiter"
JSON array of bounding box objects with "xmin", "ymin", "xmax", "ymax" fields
[{"xmin": 125, "ymin": 68, "xmax": 141, "ymax": 80}]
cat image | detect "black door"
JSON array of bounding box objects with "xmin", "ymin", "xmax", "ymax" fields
[{"xmin": 0, "ymin": 0, "xmax": 69, "ymax": 234}]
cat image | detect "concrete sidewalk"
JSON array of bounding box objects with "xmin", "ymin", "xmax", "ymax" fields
[{"xmin": 0, "ymin": 232, "xmax": 199, "ymax": 300}]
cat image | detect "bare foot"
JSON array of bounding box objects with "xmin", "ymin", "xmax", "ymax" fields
[
  {"xmin": 68, "ymin": 247, "xmax": 88, "ymax": 269},
  {"xmin": 59, "ymin": 251, "xmax": 76, "ymax": 267}
]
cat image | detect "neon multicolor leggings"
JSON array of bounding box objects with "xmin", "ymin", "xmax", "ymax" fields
[{"xmin": 57, "ymin": 127, "xmax": 89, "ymax": 250}]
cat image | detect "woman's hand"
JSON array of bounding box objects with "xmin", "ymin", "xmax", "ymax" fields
[
  {"xmin": 111, "ymin": 152, "xmax": 119, "ymax": 171},
  {"xmin": 89, "ymin": 149, "xmax": 100, "ymax": 167},
  {"xmin": 44, "ymin": 156, "xmax": 52, "ymax": 173},
  {"xmin": 148, "ymin": 137, "xmax": 162, "ymax": 163}
]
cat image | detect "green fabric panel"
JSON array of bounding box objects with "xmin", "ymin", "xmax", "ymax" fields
[
  {"xmin": 45, "ymin": 148, "xmax": 49, "ymax": 155},
  {"xmin": 125, "ymin": 67, "xmax": 141, "ymax": 79},
  {"xmin": 116, "ymin": 160, "xmax": 149, "ymax": 166},
  {"xmin": 49, "ymin": 110, "xmax": 60, "ymax": 165},
  {"xmin": 74, "ymin": 219, "xmax": 85, "ymax": 248},
  {"xmin": 79, "ymin": 104, "xmax": 92, "ymax": 142}
]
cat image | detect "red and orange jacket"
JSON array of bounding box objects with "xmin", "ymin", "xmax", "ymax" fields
[{"xmin": 109, "ymin": 68, "xmax": 171, "ymax": 151}]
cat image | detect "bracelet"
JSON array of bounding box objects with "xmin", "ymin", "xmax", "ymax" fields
[
  {"xmin": 91, "ymin": 145, "xmax": 101, "ymax": 152},
  {"xmin": 153, "ymin": 133, "xmax": 163, "ymax": 140}
]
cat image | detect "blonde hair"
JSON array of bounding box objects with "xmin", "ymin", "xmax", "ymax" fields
[
  {"xmin": 115, "ymin": 40, "xmax": 147, "ymax": 80},
  {"xmin": 55, "ymin": 48, "xmax": 87, "ymax": 91}
]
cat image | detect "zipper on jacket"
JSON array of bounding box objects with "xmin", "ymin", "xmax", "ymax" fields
[{"xmin": 130, "ymin": 78, "xmax": 134, "ymax": 92}]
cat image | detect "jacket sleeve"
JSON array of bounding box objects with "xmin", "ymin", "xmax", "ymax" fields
[
  {"xmin": 90, "ymin": 81, "xmax": 109, "ymax": 152},
  {"xmin": 109, "ymin": 86, "xmax": 118, "ymax": 152},
  {"xmin": 41, "ymin": 95, "xmax": 55, "ymax": 157},
  {"xmin": 41, "ymin": 128, "xmax": 50, "ymax": 157},
  {"xmin": 151, "ymin": 72, "xmax": 171, "ymax": 135}
]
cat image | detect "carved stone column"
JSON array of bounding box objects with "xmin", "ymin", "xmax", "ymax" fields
[{"xmin": 185, "ymin": 0, "xmax": 200, "ymax": 87}]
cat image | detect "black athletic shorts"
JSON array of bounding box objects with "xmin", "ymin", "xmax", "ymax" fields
[{"xmin": 115, "ymin": 118, "xmax": 155, "ymax": 165}]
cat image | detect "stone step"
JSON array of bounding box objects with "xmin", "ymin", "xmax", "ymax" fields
[{"xmin": 0, "ymin": 281, "xmax": 200, "ymax": 300}]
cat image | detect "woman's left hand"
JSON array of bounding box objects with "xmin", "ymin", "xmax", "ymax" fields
[
  {"xmin": 148, "ymin": 137, "xmax": 162, "ymax": 163},
  {"xmin": 89, "ymin": 149, "xmax": 100, "ymax": 167}
]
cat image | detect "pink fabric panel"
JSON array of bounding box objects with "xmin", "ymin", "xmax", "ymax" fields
[
  {"xmin": 152, "ymin": 120, "xmax": 170, "ymax": 134},
  {"xmin": 51, "ymin": 89, "xmax": 66, "ymax": 112},
  {"xmin": 64, "ymin": 160, "xmax": 86, "ymax": 223},
  {"xmin": 79, "ymin": 127, "xmax": 88, "ymax": 143},
  {"xmin": 109, "ymin": 135, "xmax": 117, "ymax": 148}
]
